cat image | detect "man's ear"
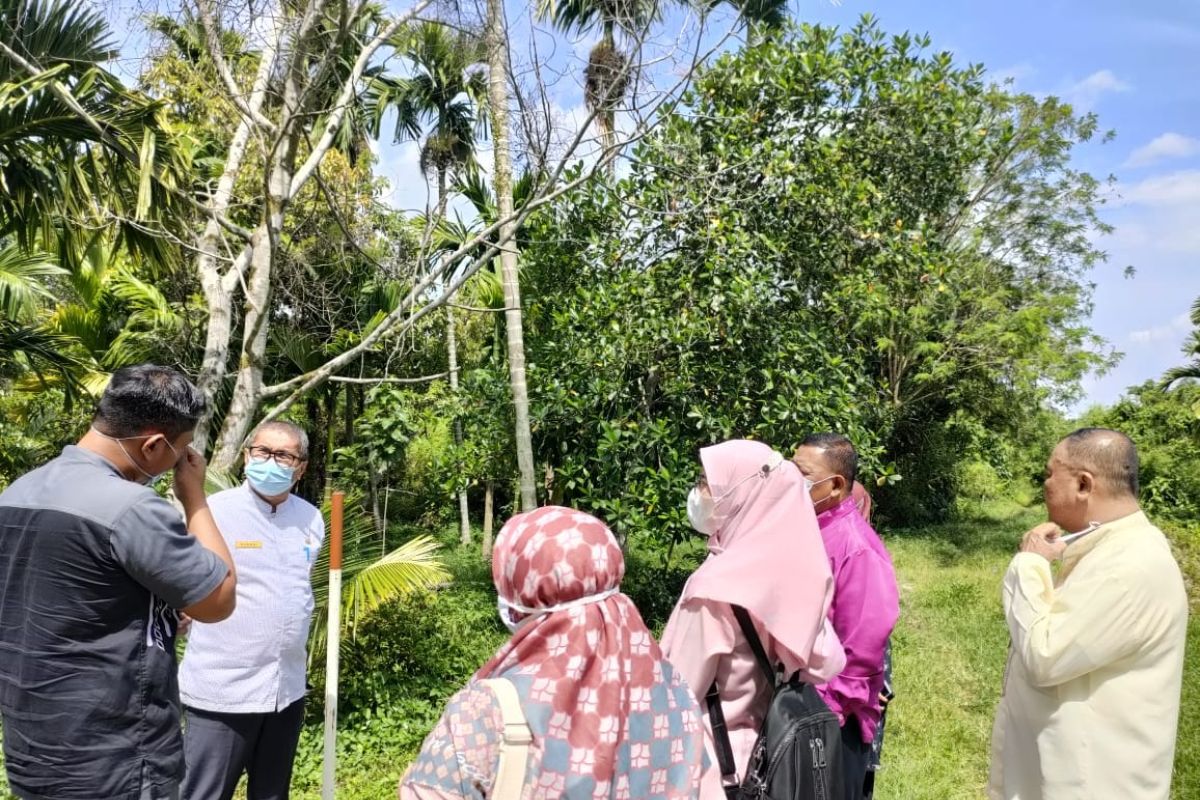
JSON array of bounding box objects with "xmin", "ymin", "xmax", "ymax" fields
[
  {"xmin": 1076, "ymin": 470, "xmax": 1095, "ymax": 499},
  {"xmin": 833, "ymin": 475, "xmax": 848, "ymax": 495}
]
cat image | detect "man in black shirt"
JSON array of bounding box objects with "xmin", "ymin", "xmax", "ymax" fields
[{"xmin": 0, "ymin": 365, "xmax": 237, "ymax": 800}]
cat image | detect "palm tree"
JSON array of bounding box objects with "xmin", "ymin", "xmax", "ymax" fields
[
  {"xmin": 539, "ymin": 0, "xmax": 786, "ymax": 165},
  {"xmin": 0, "ymin": 0, "xmax": 187, "ymax": 259},
  {"xmin": 199, "ymin": 470, "xmax": 449, "ymax": 662},
  {"xmin": 370, "ymin": 22, "xmax": 488, "ymax": 542},
  {"xmin": 484, "ymin": 0, "xmax": 540, "ymax": 511},
  {"xmin": 1164, "ymin": 296, "xmax": 1200, "ymax": 388},
  {"xmin": 0, "ymin": 243, "xmax": 81, "ymax": 391}
]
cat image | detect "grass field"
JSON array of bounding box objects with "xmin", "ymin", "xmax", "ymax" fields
[
  {"xmin": 876, "ymin": 503, "xmax": 1199, "ymax": 800},
  {"xmin": 0, "ymin": 503, "xmax": 1196, "ymax": 799}
]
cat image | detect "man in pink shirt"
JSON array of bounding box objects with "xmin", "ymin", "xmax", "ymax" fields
[{"xmin": 794, "ymin": 434, "xmax": 900, "ymax": 800}]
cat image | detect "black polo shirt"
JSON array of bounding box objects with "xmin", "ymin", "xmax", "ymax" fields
[{"xmin": 0, "ymin": 446, "xmax": 226, "ymax": 800}]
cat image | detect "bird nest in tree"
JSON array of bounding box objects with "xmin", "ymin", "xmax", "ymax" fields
[{"xmin": 585, "ymin": 39, "xmax": 631, "ymax": 120}]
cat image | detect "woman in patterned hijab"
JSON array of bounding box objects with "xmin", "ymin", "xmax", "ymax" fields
[{"xmin": 399, "ymin": 506, "xmax": 708, "ymax": 799}]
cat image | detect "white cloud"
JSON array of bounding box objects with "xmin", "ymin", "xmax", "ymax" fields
[
  {"xmin": 1123, "ymin": 133, "xmax": 1200, "ymax": 169},
  {"xmin": 1114, "ymin": 169, "xmax": 1200, "ymax": 208},
  {"xmin": 1063, "ymin": 69, "xmax": 1130, "ymax": 109},
  {"xmin": 1129, "ymin": 313, "xmax": 1192, "ymax": 344}
]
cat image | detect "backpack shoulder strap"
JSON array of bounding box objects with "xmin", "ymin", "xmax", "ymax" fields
[
  {"xmin": 731, "ymin": 605, "xmax": 776, "ymax": 685},
  {"xmin": 479, "ymin": 678, "xmax": 533, "ymax": 800},
  {"xmin": 705, "ymin": 680, "xmax": 739, "ymax": 785}
]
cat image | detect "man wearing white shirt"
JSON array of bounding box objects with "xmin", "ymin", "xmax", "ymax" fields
[{"xmin": 179, "ymin": 421, "xmax": 325, "ymax": 800}]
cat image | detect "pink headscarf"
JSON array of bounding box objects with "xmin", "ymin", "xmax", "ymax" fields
[
  {"xmin": 476, "ymin": 506, "xmax": 706, "ymax": 798},
  {"xmin": 681, "ymin": 440, "xmax": 835, "ymax": 665}
]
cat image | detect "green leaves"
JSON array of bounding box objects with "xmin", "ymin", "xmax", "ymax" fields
[
  {"xmin": 510, "ymin": 16, "xmax": 1111, "ymax": 531},
  {"xmin": 0, "ymin": 244, "xmax": 63, "ymax": 320}
]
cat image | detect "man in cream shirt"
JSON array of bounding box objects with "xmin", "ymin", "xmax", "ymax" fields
[
  {"xmin": 179, "ymin": 421, "xmax": 324, "ymax": 800},
  {"xmin": 989, "ymin": 428, "xmax": 1188, "ymax": 800}
]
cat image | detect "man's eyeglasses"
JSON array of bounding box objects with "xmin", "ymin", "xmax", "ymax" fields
[{"xmin": 245, "ymin": 445, "xmax": 305, "ymax": 468}]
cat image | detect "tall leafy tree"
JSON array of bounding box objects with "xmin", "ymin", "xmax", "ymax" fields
[
  {"xmin": 371, "ymin": 21, "xmax": 487, "ymax": 541},
  {"xmin": 517, "ymin": 18, "xmax": 1113, "ymax": 532},
  {"xmin": 0, "ymin": 0, "xmax": 189, "ymax": 263}
]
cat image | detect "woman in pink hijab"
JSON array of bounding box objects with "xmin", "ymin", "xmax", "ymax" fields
[
  {"xmin": 400, "ymin": 506, "xmax": 708, "ymax": 799},
  {"xmin": 660, "ymin": 440, "xmax": 846, "ymax": 799}
]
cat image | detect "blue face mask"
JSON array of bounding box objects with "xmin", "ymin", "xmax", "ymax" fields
[{"xmin": 245, "ymin": 458, "xmax": 296, "ymax": 496}]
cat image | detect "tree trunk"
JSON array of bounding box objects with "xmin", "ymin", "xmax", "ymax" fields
[
  {"xmin": 482, "ymin": 479, "xmax": 494, "ymax": 560},
  {"xmin": 297, "ymin": 390, "xmax": 328, "ymax": 504},
  {"xmin": 210, "ymin": 51, "xmax": 303, "ymax": 472},
  {"xmin": 369, "ymin": 451, "xmax": 383, "ymax": 534},
  {"xmin": 486, "ymin": 0, "xmax": 537, "ymax": 512},
  {"xmin": 210, "ymin": 221, "xmax": 275, "ymax": 472},
  {"xmin": 342, "ymin": 382, "xmax": 355, "ymax": 446},
  {"xmin": 438, "ymin": 166, "xmax": 472, "ymax": 544},
  {"xmin": 192, "ymin": 13, "xmax": 282, "ymax": 452}
]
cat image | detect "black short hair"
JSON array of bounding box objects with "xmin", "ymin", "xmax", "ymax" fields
[
  {"xmin": 94, "ymin": 364, "xmax": 207, "ymax": 439},
  {"xmin": 800, "ymin": 432, "xmax": 858, "ymax": 486},
  {"xmin": 1062, "ymin": 427, "xmax": 1139, "ymax": 497}
]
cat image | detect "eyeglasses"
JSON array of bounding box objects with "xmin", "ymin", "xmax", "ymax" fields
[{"xmin": 245, "ymin": 445, "xmax": 305, "ymax": 468}]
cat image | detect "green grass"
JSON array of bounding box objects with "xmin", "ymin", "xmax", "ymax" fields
[{"xmin": 876, "ymin": 503, "xmax": 1200, "ymax": 800}]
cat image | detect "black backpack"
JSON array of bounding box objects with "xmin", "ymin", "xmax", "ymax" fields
[{"xmin": 705, "ymin": 605, "xmax": 845, "ymax": 800}]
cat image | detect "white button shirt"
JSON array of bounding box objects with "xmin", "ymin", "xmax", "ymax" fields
[{"xmin": 179, "ymin": 483, "xmax": 325, "ymax": 713}]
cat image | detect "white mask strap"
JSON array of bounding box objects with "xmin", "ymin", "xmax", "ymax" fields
[{"xmin": 502, "ymin": 587, "xmax": 619, "ymax": 616}]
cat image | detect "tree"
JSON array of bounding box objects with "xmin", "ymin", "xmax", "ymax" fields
[
  {"xmin": 1164, "ymin": 296, "xmax": 1200, "ymax": 389},
  {"xmin": 486, "ymin": 0, "xmax": 537, "ymax": 511},
  {"xmin": 516, "ymin": 18, "xmax": 1113, "ymax": 532},
  {"xmin": 540, "ymin": 0, "xmax": 787, "ymax": 163},
  {"xmin": 375, "ymin": 21, "xmax": 488, "ymax": 541}
]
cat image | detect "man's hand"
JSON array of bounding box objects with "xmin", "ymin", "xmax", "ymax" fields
[
  {"xmin": 177, "ymin": 613, "xmax": 192, "ymax": 638},
  {"xmin": 1020, "ymin": 521, "xmax": 1066, "ymax": 562},
  {"xmin": 173, "ymin": 445, "xmax": 209, "ymax": 512}
]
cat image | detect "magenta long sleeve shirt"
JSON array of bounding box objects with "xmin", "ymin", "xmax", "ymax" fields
[{"xmin": 815, "ymin": 497, "xmax": 900, "ymax": 743}]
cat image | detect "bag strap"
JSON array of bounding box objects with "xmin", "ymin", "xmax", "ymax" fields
[
  {"xmin": 703, "ymin": 604, "xmax": 776, "ymax": 788},
  {"xmin": 705, "ymin": 680, "xmax": 739, "ymax": 785},
  {"xmin": 731, "ymin": 605, "xmax": 776, "ymax": 686},
  {"xmin": 479, "ymin": 678, "xmax": 533, "ymax": 800}
]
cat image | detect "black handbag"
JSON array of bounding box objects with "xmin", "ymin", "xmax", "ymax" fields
[{"xmin": 705, "ymin": 605, "xmax": 845, "ymax": 800}]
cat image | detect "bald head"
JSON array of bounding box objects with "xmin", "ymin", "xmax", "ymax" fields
[{"xmin": 1059, "ymin": 428, "xmax": 1139, "ymax": 498}]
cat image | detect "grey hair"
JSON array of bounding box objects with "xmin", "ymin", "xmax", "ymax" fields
[
  {"xmin": 1061, "ymin": 427, "xmax": 1138, "ymax": 497},
  {"xmin": 250, "ymin": 420, "xmax": 309, "ymax": 459}
]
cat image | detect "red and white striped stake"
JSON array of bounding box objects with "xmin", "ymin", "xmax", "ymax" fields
[{"xmin": 322, "ymin": 490, "xmax": 344, "ymax": 800}]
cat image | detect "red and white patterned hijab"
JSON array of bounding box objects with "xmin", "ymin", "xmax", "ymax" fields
[{"xmin": 475, "ymin": 506, "xmax": 706, "ymax": 798}]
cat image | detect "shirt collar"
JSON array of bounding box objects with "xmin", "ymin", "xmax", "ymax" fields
[
  {"xmin": 62, "ymin": 444, "xmax": 125, "ymax": 478},
  {"xmin": 816, "ymin": 496, "xmax": 859, "ymax": 526},
  {"xmin": 1060, "ymin": 509, "xmax": 1149, "ymax": 572},
  {"xmin": 242, "ymin": 481, "xmax": 292, "ymax": 515}
]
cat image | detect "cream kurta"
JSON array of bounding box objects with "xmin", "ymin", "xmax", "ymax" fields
[{"xmin": 989, "ymin": 511, "xmax": 1188, "ymax": 800}]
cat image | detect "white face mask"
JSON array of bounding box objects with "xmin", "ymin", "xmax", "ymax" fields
[
  {"xmin": 688, "ymin": 452, "xmax": 786, "ymax": 537},
  {"xmin": 496, "ymin": 596, "xmax": 524, "ymax": 633},
  {"xmin": 497, "ymin": 588, "xmax": 619, "ymax": 633},
  {"xmin": 687, "ymin": 486, "xmax": 716, "ymax": 536},
  {"xmin": 803, "ymin": 475, "xmax": 834, "ymax": 492}
]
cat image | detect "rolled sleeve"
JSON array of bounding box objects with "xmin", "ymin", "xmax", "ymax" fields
[{"xmin": 110, "ymin": 496, "xmax": 227, "ymax": 609}]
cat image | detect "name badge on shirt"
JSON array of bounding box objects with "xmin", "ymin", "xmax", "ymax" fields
[{"xmin": 235, "ymin": 540, "xmax": 263, "ymax": 549}]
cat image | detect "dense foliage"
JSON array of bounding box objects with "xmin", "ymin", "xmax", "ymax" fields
[
  {"xmin": 512, "ymin": 19, "xmax": 1111, "ymax": 538},
  {"xmin": 1081, "ymin": 381, "xmax": 1200, "ymax": 520}
]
